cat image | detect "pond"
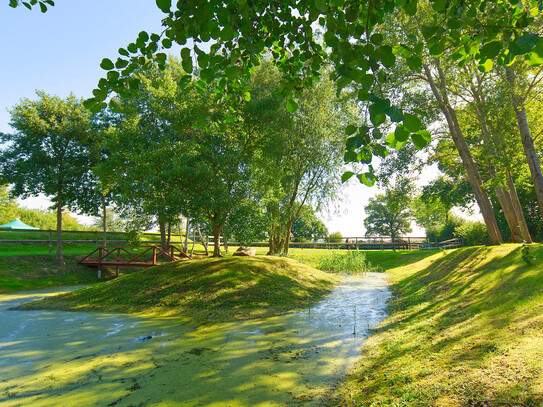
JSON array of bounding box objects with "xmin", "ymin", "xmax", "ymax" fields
[{"xmin": 0, "ymin": 273, "xmax": 389, "ymax": 406}]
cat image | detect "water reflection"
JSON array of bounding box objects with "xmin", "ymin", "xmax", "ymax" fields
[{"xmin": 0, "ymin": 273, "xmax": 389, "ymax": 406}]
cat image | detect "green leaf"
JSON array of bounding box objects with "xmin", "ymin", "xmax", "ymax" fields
[
  {"xmin": 420, "ymin": 25, "xmax": 439, "ymax": 39},
  {"xmin": 375, "ymin": 45, "xmax": 395, "ymax": 68},
  {"xmin": 138, "ymin": 31, "xmax": 150, "ymax": 42},
  {"xmin": 342, "ymin": 171, "xmax": 355, "ymax": 183},
  {"xmin": 100, "ymin": 58, "xmax": 115, "ymax": 70},
  {"xmin": 115, "ymin": 58, "xmax": 129, "ymax": 69},
  {"xmin": 370, "ymin": 33, "xmax": 383, "ymax": 45},
  {"xmin": 395, "ymin": 124, "xmax": 410, "ymax": 142},
  {"xmin": 244, "ymin": 91, "xmax": 251, "ymax": 101},
  {"xmin": 429, "ymin": 38, "xmax": 447, "ymax": 57},
  {"xmin": 344, "ymin": 150, "xmax": 358, "ymax": 163},
  {"xmin": 432, "ymin": 0, "xmax": 449, "ymax": 12},
  {"xmin": 406, "ymin": 56, "xmax": 423, "ymax": 72},
  {"xmin": 156, "ymin": 0, "xmax": 171, "ymax": 13},
  {"xmin": 386, "ymin": 106, "xmax": 404, "ymax": 123},
  {"xmin": 357, "ymin": 172, "xmax": 376, "ymax": 187},
  {"xmin": 118, "ymin": 48, "xmax": 129, "ymax": 57},
  {"xmin": 403, "ymin": 113, "xmax": 421, "ymax": 132},
  {"xmin": 411, "ymin": 130, "xmax": 431, "ymax": 149},
  {"xmin": 480, "ymin": 41, "xmax": 502, "ymax": 60},
  {"xmin": 39, "ymin": 2, "xmax": 47, "ymax": 12},
  {"xmin": 509, "ymin": 34, "xmax": 539, "ymax": 56},
  {"xmin": 526, "ymin": 41, "xmax": 543, "ymax": 66},
  {"xmin": 286, "ymin": 99, "xmax": 298, "ymax": 112},
  {"xmin": 162, "ymin": 38, "xmax": 173, "ymax": 49},
  {"xmin": 403, "ymin": 0, "xmax": 418, "ymax": 16},
  {"xmin": 345, "ymin": 125, "xmax": 357, "ymax": 135},
  {"xmin": 478, "ymin": 58, "xmax": 493, "ymax": 73},
  {"xmin": 369, "ymin": 99, "xmax": 390, "ymax": 127}
]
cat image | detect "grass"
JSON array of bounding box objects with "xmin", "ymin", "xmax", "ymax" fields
[
  {"xmin": 17, "ymin": 256, "xmax": 338, "ymax": 321},
  {"xmin": 0, "ymin": 254, "xmax": 112, "ymax": 292},
  {"xmin": 328, "ymin": 244, "xmax": 543, "ymax": 406}
]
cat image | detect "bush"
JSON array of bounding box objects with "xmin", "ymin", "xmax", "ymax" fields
[
  {"xmin": 328, "ymin": 231, "xmax": 343, "ymax": 243},
  {"xmin": 318, "ymin": 250, "xmax": 373, "ymax": 273},
  {"xmin": 426, "ymin": 215, "xmax": 465, "ymax": 242},
  {"xmin": 454, "ymin": 221, "xmax": 488, "ymax": 246}
]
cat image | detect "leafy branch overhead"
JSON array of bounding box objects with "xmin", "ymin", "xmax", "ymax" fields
[{"xmin": 14, "ymin": 0, "xmax": 541, "ymax": 181}]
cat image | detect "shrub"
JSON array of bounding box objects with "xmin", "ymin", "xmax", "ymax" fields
[
  {"xmin": 318, "ymin": 250, "xmax": 373, "ymax": 273},
  {"xmin": 454, "ymin": 221, "xmax": 488, "ymax": 246},
  {"xmin": 328, "ymin": 231, "xmax": 343, "ymax": 243}
]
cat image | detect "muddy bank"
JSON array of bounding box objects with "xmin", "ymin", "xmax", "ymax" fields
[{"xmin": 0, "ymin": 274, "xmax": 389, "ymax": 406}]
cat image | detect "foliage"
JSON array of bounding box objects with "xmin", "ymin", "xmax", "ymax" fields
[
  {"xmin": 291, "ymin": 205, "xmax": 328, "ymax": 242},
  {"xmin": 425, "ymin": 214, "xmax": 465, "ymax": 243},
  {"xmin": 454, "ymin": 221, "xmax": 489, "ymax": 246},
  {"xmin": 329, "ymin": 245, "xmax": 543, "ymax": 406},
  {"xmin": 364, "ymin": 178, "xmax": 413, "ymax": 238},
  {"xmin": 226, "ymin": 200, "xmax": 269, "ymax": 246},
  {"xmin": 317, "ymin": 250, "xmax": 372, "ymax": 273},
  {"xmin": 328, "ymin": 232, "xmax": 343, "ymax": 243},
  {"xmin": 521, "ymin": 243, "xmax": 534, "ymax": 266},
  {"xmin": 0, "ymin": 91, "xmax": 94, "ymax": 263},
  {"xmin": 0, "ymin": 185, "xmax": 18, "ymax": 225}
]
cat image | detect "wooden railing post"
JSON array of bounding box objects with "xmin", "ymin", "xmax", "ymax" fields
[
  {"xmin": 48, "ymin": 230, "xmax": 52, "ymax": 254},
  {"xmin": 97, "ymin": 247, "xmax": 102, "ymax": 279},
  {"xmin": 153, "ymin": 247, "xmax": 157, "ymax": 265}
]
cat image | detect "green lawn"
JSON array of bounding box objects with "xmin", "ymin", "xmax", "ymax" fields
[
  {"xmin": 18, "ymin": 256, "xmax": 338, "ymax": 321},
  {"xmin": 328, "ymin": 244, "xmax": 543, "ymax": 406}
]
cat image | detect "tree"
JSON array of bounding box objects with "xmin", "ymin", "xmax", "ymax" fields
[
  {"xmin": 0, "ymin": 91, "xmax": 93, "ymax": 264},
  {"xmin": 0, "ymin": 185, "xmax": 19, "ymax": 225},
  {"xmin": 364, "ymin": 179, "xmax": 413, "ymax": 241},
  {"xmin": 291, "ymin": 205, "xmax": 329, "ymax": 242}
]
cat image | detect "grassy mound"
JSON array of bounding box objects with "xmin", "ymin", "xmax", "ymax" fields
[
  {"xmin": 19, "ymin": 256, "xmax": 338, "ymax": 320},
  {"xmin": 329, "ymin": 244, "xmax": 543, "ymax": 406}
]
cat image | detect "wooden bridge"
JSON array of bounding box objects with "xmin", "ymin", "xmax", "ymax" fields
[{"xmin": 79, "ymin": 245, "xmax": 191, "ymax": 277}]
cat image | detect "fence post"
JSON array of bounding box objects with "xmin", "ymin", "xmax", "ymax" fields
[
  {"xmin": 435, "ymin": 237, "xmax": 438, "ymax": 249},
  {"xmin": 48, "ymin": 230, "xmax": 52, "ymax": 254},
  {"xmin": 95, "ymin": 231, "xmax": 98, "ymax": 249},
  {"xmin": 97, "ymin": 247, "xmax": 102, "ymax": 279},
  {"xmin": 153, "ymin": 247, "xmax": 157, "ymax": 265},
  {"xmin": 408, "ymin": 237, "xmax": 411, "ymax": 250}
]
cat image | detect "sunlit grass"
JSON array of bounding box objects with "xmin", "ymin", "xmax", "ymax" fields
[
  {"xmin": 328, "ymin": 244, "xmax": 543, "ymax": 406},
  {"xmin": 19, "ymin": 256, "xmax": 338, "ymax": 320}
]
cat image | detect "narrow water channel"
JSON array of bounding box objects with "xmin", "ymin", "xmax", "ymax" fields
[{"xmin": 0, "ymin": 273, "xmax": 389, "ymax": 406}]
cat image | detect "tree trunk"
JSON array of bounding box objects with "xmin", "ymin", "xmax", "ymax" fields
[
  {"xmin": 212, "ymin": 222, "xmax": 223, "ymax": 257},
  {"xmin": 282, "ymin": 219, "xmax": 294, "ymax": 255},
  {"xmin": 423, "ymin": 61, "xmax": 503, "ymax": 245},
  {"xmin": 190, "ymin": 226, "xmax": 196, "ymax": 256},
  {"xmin": 506, "ymin": 171, "xmax": 533, "ymax": 243},
  {"xmin": 495, "ymin": 186, "xmax": 522, "ymax": 243},
  {"xmin": 101, "ymin": 195, "xmax": 107, "ymax": 247},
  {"xmin": 505, "ymin": 66, "xmax": 543, "ymax": 219},
  {"xmin": 159, "ymin": 218, "xmax": 167, "ymax": 251},
  {"xmin": 184, "ymin": 218, "xmax": 190, "ymax": 253},
  {"xmin": 167, "ymin": 222, "xmax": 171, "ymax": 247},
  {"xmin": 222, "ymin": 228, "xmax": 229, "ymax": 253},
  {"xmin": 197, "ymin": 224, "xmax": 209, "ymax": 256},
  {"xmin": 56, "ymin": 188, "xmax": 63, "ymax": 265}
]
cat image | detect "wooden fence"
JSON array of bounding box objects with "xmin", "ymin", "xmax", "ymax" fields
[{"xmin": 0, "ymin": 228, "xmax": 463, "ymax": 252}]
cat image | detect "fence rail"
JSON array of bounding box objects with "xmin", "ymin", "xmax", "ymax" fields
[{"xmin": 0, "ymin": 228, "xmax": 463, "ymax": 252}]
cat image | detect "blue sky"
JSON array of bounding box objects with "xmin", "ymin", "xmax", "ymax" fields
[
  {"xmin": 1, "ymin": 0, "xmax": 169, "ymax": 133},
  {"xmin": 0, "ymin": 1, "xmax": 435, "ymax": 236}
]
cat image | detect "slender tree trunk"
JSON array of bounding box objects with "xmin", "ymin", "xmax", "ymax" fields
[
  {"xmin": 56, "ymin": 188, "xmax": 63, "ymax": 265},
  {"xmin": 423, "ymin": 61, "xmax": 503, "ymax": 245},
  {"xmin": 283, "ymin": 219, "xmax": 294, "ymax": 255},
  {"xmin": 167, "ymin": 222, "xmax": 171, "ymax": 247},
  {"xmin": 212, "ymin": 222, "xmax": 223, "ymax": 257},
  {"xmin": 223, "ymin": 227, "xmax": 229, "ymax": 253},
  {"xmin": 190, "ymin": 226, "xmax": 196, "ymax": 256},
  {"xmin": 505, "ymin": 66, "xmax": 543, "ymax": 219},
  {"xmin": 184, "ymin": 218, "xmax": 190, "ymax": 253},
  {"xmin": 197, "ymin": 224, "xmax": 209, "ymax": 256},
  {"xmin": 267, "ymin": 233, "xmax": 275, "ymax": 255},
  {"xmin": 506, "ymin": 171, "xmax": 533, "ymax": 243},
  {"xmin": 159, "ymin": 217, "xmax": 167, "ymax": 251},
  {"xmin": 495, "ymin": 187, "xmax": 522, "ymax": 242},
  {"xmin": 101, "ymin": 195, "xmax": 107, "ymax": 247}
]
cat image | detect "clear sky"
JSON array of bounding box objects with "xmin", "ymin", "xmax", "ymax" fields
[{"xmin": 1, "ymin": 1, "xmax": 434, "ymax": 236}]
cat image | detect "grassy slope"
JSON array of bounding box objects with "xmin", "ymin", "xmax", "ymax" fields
[
  {"xmin": 329, "ymin": 244, "xmax": 543, "ymax": 406},
  {"xmin": 0, "ymin": 255, "xmax": 107, "ymax": 292},
  {"xmin": 18, "ymin": 256, "xmax": 338, "ymax": 320}
]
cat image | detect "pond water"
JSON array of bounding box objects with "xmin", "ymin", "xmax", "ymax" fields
[{"xmin": 0, "ymin": 273, "xmax": 389, "ymax": 406}]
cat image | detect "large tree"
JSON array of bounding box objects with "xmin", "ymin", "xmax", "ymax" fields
[
  {"xmin": 0, "ymin": 91, "xmax": 93, "ymax": 264},
  {"xmin": 364, "ymin": 178, "xmax": 414, "ymax": 241}
]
